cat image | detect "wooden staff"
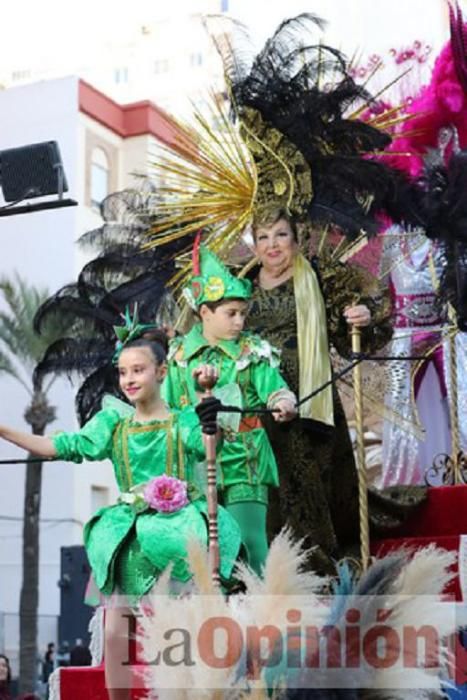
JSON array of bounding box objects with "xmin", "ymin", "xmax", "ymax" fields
[
  {"xmin": 448, "ymin": 329, "xmax": 461, "ymax": 484},
  {"xmin": 196, "ymin": 373, "xmax": 221, "ymax": 587},
  {"xmin": 351, "ymin": 326, "xmax": 370, "ymax": 571}
]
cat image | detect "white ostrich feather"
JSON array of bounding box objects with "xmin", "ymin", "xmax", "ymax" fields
[
  {"xmin": 394, "ymin": 544, "xmax": 456, "ymax": 596},
  {"xmin": 237, "ymin": 528, "xmax": 326, "ymax": 596},
  {"xmin": 139, "ymin": 538, "xmax": 458, "ymax": 699},
  {"xmin": 141, "ymin": 530, "xmax": 322, "ymax": 698},
  {"xmin": 227, "ymin": 529, "xmax": 328, "ymax": 656},
  {"xmin": 367, "ymin": 547, "xmax": 458, "ymax": 698},
  {"xmin": 186, "ymin": 536, "xmax": 220, "ymax": 595}
]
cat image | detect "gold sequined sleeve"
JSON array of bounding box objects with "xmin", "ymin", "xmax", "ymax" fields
[{"xmin": 319, "ymin": 259, "xmax": 393, "ymax": 358}]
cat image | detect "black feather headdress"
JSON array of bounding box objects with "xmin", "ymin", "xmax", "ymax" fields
[
  {"xmin": 219, "ymin": 13, "xmax": 421, "ymax": 236},
  {"xmin": 421, "ymin": 148, "xmax": 467, "ymax": 330},
  {"xmin": 34, "ymin": 188, "xmax": 180, "ymax": 424},
  {"xmin": 142, "ymin": 11, "xmax": 422, "ymax": 275}
]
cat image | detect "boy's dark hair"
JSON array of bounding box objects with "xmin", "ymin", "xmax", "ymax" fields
[
  {"xmin": 198, "ymin": 297, "xmax": 249, "ymax": 315},
  {"xmin": 123, "ymin": 329, "xmax": 168, "ymax": 365},
  {"xmin": 252, "ymin": 207, "xmax": 298, "ymax": 242}
]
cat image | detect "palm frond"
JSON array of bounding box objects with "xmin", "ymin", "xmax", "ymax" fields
[
  {"xmin": 0, "ymin": 273, "xmax": 72, "ymax": 393},
  {"xmin": 0, "ymin": 349, "xmax": 31, "ymax": 394}
]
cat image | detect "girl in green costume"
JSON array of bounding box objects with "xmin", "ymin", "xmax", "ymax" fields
[
  {"xmin": 163, "ymin": 245, "xmax": 297, "ymax": 576},
  {"xmin": 0, "ymin": 326, "xmax": 241, "ymax": 700}
]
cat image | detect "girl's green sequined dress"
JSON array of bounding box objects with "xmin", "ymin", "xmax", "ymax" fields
[{"xmin": 52, "ymin": 407, "xmax": 242, "ymax": 598}]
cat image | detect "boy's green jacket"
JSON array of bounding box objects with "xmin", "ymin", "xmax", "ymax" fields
[{"xmin": 163, "ymin": 323, "xmax": 294, "ymax": 490}]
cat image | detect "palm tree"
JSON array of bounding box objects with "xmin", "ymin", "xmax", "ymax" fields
[{"xmin": 0, "ymin": 273, "xmax": 69, "ymax": 694}]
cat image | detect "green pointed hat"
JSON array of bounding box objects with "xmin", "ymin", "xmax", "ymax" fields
[{"xmin": 184, "ymin": 242, "xmax": 252, "ymax": 308}]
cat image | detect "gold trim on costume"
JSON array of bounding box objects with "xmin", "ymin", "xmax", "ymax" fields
[
  {"xmin": 127, "ymin": 420, "xmax": 172, "ymax": 433},
  {"xmin": 177, "ymin": 427, "xmax": 185, "ymax": 481},
  {"xmin": 128, "ymin": 416, "xmax": 175, "ymax": 476},
  {"xmin": 122, "ymin": 419, "xmax": 133, "ymax": 490},
  {"xmin": 294, "ymin": 253, "xmax": 334, "ymax": 425},
  {"xmin": 166, "ymin": 415, "xmax": 174, "ymax": 476},
  {"xmin": 113, "ymin": 422, "xmax": 126, "ymax": 490}
]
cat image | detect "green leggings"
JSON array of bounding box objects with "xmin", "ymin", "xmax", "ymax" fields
[{"xmin": 226, "ymin": 501, "xmax": 268, "ymax": 576}]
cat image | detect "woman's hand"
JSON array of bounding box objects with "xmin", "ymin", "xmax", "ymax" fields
[
  {"xmin": 162, "ymin": 324, "xmax": 177, "ymax": 340},
  {"xmin": 343, "ymin": 304, "xmax": 371, "ymax": 328},
  {"xmin": 273, "ymin": 399, "xmax": 297, "ymax": 423}
]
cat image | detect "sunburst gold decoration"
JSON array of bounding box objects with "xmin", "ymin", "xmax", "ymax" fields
[
  {"xmin": 239, "ymin": 107, "xmax": 312, "ymax": 221},
  {"xmin": 142, "ymin": 12, "xmax": 423, "ymax": 294},
  {"xmin": 145, "ymin": 97, "xmax": 255, "ymax": 264},
  {"xmin": 143, "ymin": 96, "xmax": 312, "ymax": 291}
]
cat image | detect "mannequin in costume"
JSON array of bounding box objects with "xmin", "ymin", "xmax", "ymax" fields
[
  {"xmin": 377, "ymin": 6, "xmax": 467, "ymax": 485},
  {"xmin": 378, "ymin": 227, "xmax": 456, "ymax": 486},
  {"xmin": 0, "ymin": 318, "xmax": 241, "ymax": 700},
  {"xmin": 163, "ymin": 244, "xmax": 297, "ymax": 575}
]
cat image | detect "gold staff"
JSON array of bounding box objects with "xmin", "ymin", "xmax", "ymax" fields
[
  {"xmin": 448, "ymin": 326, "xmax": 461, "ymax": 484},
  {"xmin": 351, "ymin": 325, "xmax": 370, "ymax": 571}
]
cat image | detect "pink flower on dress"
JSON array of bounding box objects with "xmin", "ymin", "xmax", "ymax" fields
[{"xmin": 143, "ymin": 475, "xmax": 189, "ymax": 513}]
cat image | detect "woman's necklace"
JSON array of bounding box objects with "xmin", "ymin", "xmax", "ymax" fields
[{"xmin": 258, "ymin": 264, "xmax": 294, "ymax": 289}]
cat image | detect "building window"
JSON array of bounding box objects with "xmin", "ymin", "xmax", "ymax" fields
[
  {"xmin": 114, "ymin": 67, "xmax": 129, "ymax": 84},
  {"xmin": 11, "ymin": 69, "xmax": 31, "ymax": 81},
  {"xmin": 90, "ymin": 147, "xmax": 109, "ymax": 210},
  {"xmin": 154, "ymin": 59, "xmax": 169, "ymax": 75},
  {"xmin": 91, "ymin": 486, "xmax": 109, "ymax": 513},
  {"xmin": 189, "ymin": 52, "xmax": 203, "ymax": 67}
]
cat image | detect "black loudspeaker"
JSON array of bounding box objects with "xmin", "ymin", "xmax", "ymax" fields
[
  {"xmin": 58, "ymin": 545, "xmax": 93, "ymax": 648},
  {"xmin": 0, "ymin": 140, "xmax": 68, "ymax": 202}
]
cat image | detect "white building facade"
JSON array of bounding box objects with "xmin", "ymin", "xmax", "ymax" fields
[
  {"xmin": 0, "ymin": 76, "xmax": 172, "ymax": 669},
  {"xmin": 0, "ymin": 0, "xmax": 451, "ymax": 115}
]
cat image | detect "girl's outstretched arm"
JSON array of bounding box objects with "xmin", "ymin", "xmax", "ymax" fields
[{"xmin": 0, "ymin": 425, "xmax": 57, "ymax": 458}]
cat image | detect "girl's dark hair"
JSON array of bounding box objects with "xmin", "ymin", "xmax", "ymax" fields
[
  {"xmin": 122, "ymin": 329, "xmax": 168, "ymax": 365},
  {"xmin": 252, "ymin": 207, "xmax": 298, "ymax": 242},
  {"xmin": 0, "ymin": 654, "xmax": 11, "ymax": 684}
]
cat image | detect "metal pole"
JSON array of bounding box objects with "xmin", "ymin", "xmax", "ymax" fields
[
  {"xmin": 448, "ymin": 329, "xmax": 461, "ymax": 484},
  {"xmin": 351, "ymin": 326, "xmax": 370, "ymax": 571}
]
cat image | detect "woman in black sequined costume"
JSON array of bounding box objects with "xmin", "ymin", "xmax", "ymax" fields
[{"xmin": 245, "ymin": 210, "xmax": 393, "ymax": 573}]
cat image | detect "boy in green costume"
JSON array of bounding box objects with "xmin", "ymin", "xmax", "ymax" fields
[{"xmin": 163, "ymin": 246, "xmax": 297, "ymax": 574}]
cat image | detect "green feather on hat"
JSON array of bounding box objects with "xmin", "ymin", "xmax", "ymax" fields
[{"xmin": 113, "ymin": 305, "xmax": 159, "ymax": 363}]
